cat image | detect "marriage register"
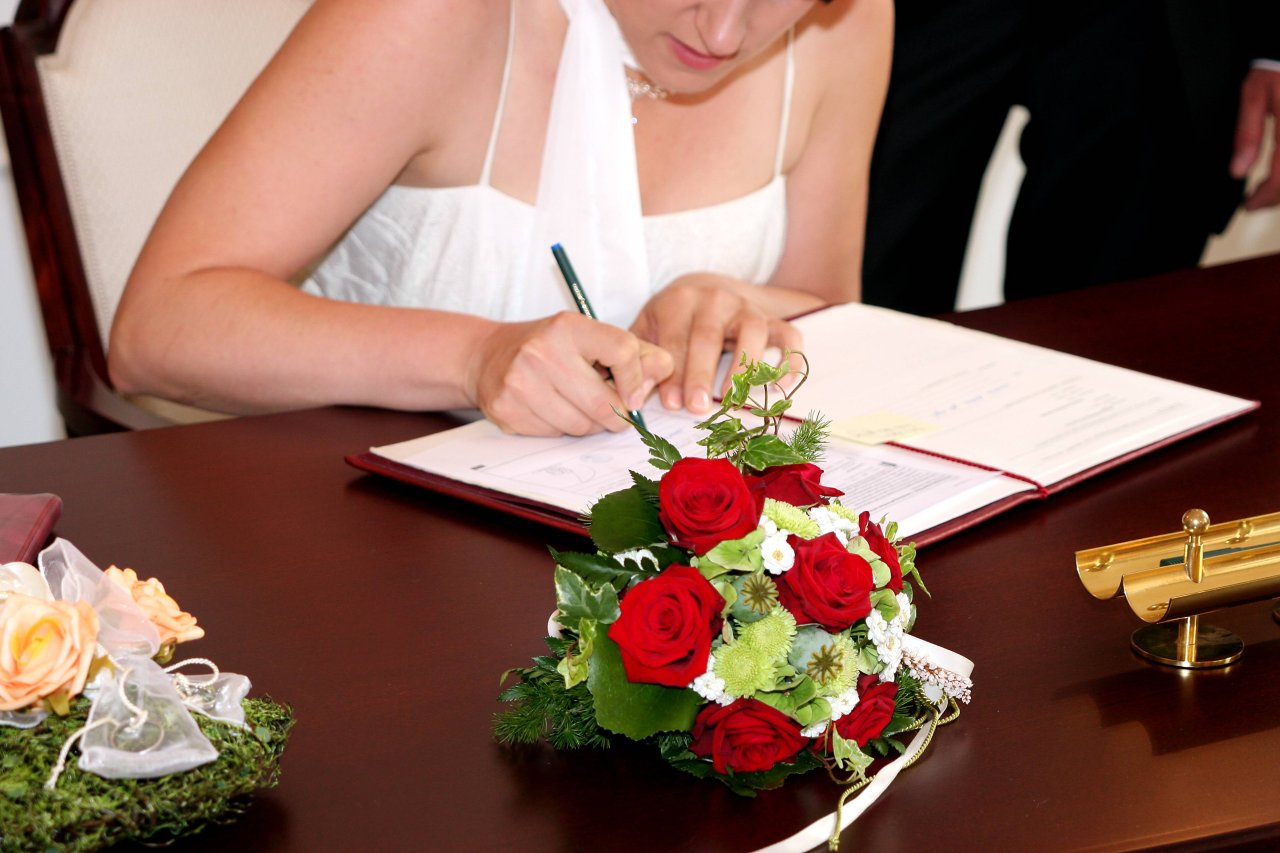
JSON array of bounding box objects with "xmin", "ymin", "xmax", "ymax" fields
[{"xmin": 348, "ymin": 303, "xmax": 1256, "ymax": 546}]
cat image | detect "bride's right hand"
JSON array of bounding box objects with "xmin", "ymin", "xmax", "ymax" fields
[{"xmin": 467, "ymin": 312, "xmax": 673, "ymax": 436}]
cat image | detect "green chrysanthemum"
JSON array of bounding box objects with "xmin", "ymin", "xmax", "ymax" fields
[
  {"xmin": 763, "ymin": 498, "xmax": 821, "ymax": 539},
  {"xmin": 717, "ymin": 610, "xmax": 797, "ymax": 697},
  {"xmin": 827, "ymin": 499, "xmax": 862, "ymax": 526},
  {"xmin": 741, "ymin": 608, "xmax": 797, "ymax": 659},
  {"xmin": 716, "ymin": 638, "xmax": 779, "ymax": 697}
]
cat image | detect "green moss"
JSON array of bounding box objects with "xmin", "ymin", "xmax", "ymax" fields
[{"xmin": 0, "ymin": 697, "xmax": 294, "ymax": 852}]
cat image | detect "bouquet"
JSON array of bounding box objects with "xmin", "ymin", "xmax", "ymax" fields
[
  {"xmin": 0, "ymin": 539, "xmax": 292, "ymax": 853},
  {"xmin": 495, "ymin": 356, "xmax": 972, "ymax": 850}
]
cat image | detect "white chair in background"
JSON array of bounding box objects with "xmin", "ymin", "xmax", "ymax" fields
[{"xmin": 0, "ymin": 0, "xmax": 310, "ymax": 434}]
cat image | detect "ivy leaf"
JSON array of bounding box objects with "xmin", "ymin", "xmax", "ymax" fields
[
  {"xmin": 830, "ymin": 728, "xmax": 875, "ymax": 777},
  {"xmin": 742, "ymin": 358, "xmax": 790, "ymax": 387},
  {"xmin": 585, "ymin": 622, "xmax": 701, "ymax": 739},
  {"xmin": 555, "ymin": 566, "xmax": 620, "ymax": 624},
  {"xmin": 588, "ymin": 486, "xmax": 666, "ymax": 552},
  {"xmin": 746, "ymin": 399, "xmax": 793, "ymax": 420},
  {"xmin": 556, "ymin": 618, "xmax": 596, "ymax": 688},
  {"xmin": 739, "ymin": 435, "xmax": 807, "ymax": 472},
  {"xmin": 549, "ymin": 547, "xmax": 653, "ymax": 591}
]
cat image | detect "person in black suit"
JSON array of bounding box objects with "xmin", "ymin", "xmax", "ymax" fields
[{"xmin": 862, "ymin": 0, "xmax": 1280, "ymax": 315}]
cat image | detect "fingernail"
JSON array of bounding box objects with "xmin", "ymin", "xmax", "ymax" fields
[
  {"xmin": 629, "ymin": 380, "xmax": 654, "ymax": 410},
  {"xmin": 691, "ymin": 389, "xmax": 710, "ymax": 412},
  {"xmin": 663, "ymin": 388, "xmax": 682, "ymax": 410}
]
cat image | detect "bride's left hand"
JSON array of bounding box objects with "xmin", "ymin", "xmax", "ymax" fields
[{"xmin": 630, "ymin": 273, "xmax": 807, "ymax": 415}]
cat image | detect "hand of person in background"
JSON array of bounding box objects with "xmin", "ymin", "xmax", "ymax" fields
[
  {"xmin": 468, "ymin": 312, "xmax": 672, "ymax": 436},
  {"xmin": 1232, "ymin": 66, "xmax": 1280, "ymax": 210},
  {"xmin": 630, "ymin": 273, "xmax": 808, "ymax": 416}
]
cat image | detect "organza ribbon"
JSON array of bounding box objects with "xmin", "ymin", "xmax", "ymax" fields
[
  {"xmin": 0, "ymin": 539, "xmax": 250, "ymax": 783},
  {"xmin": 523, "ymin": 0, "xmax": 651, "ymax": 327}
]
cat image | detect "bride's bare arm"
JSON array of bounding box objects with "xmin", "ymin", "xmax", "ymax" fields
[{"xmin": 109, "ymin": 0, "xmax": 667, "ymax": 433}]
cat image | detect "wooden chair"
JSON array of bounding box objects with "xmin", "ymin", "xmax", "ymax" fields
[{"xmin": 0, "ymin": 0, "xmax": 309, "ymax": 435}]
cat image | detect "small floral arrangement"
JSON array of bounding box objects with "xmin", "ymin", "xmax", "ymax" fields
[
  {"xmin": 0, "ymin": 540, "xmax": 291, "ymax": 853},
  {"xmin": 495, "ymin": 357, "xmax": 972, "ymax": 850}
]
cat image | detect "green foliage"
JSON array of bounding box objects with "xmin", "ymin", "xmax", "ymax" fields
[
  {"xmin": 701, "ymin": 529, "xmax": 765, "ymax": 574},
  {"xmin": 494, "ymin": 636, "xmax": 611, "ymax": 750},
  {"xmin": 898, "ymin": 541, "xmax": 929, "ymax": 597},
  {"xmin": 556, "ymin": 619, "xmax": 596, "ymax": 688},
  {"xmin": 588, "ymin": 486, "xmax": 666, "ymax": 552},
  {"xmin": 870, "ymin": 588, "xmax": 900, "ymax": 623},
  {"xmin": 632, "ymin": 418, "xmax": 683, "ymax": 471},
  {"xmin": 0, "ymin": 697, "xmax": 293, "ymax": 853},
  {"xmin": 691, "ymin": 351, "xmax": 825, "ymax": 470},
  {"xmin": 784, "ymin": 412, "xmax": 830, "ymax": 465},
  {"xmin": 830, "ymin": 727, "xmax": 874, "ymax": 777},
  {"xmin": 738, "ymin": 435, "xmax": 807, "ymax": 472},
  {"xmin": 554, "ymin": 566, "xmax": 621, "ymax": 624},
  {"xmin": 666, "ymin": 746, "xmax": 826, "ymax": 797},
  {"xmin": 585, "ymin": 623, "xmax": 701, "ymax": 740},
  {"xmin": 549, "ymin": 547, "xmax": 655, "ymax": 592}
]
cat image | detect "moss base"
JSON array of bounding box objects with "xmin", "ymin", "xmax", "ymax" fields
[{"xmin": 0, "ymin": 697, "xmax": 294, "ymax": 852}]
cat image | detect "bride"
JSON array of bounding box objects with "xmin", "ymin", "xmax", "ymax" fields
[{"xmin": 109, "ymin": 0, "xmax": 891, "ymax": 436}]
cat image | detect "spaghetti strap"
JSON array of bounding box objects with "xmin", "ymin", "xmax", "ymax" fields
[
  {"xmin": 479, "ymin": 1, "xmax": 517, "ymax": 187},
  {"xmin": 773, "ymin": 27, "xmax": 795, "ymax": 179}
]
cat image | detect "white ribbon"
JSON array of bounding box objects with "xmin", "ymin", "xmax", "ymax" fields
[
  {"xmin": 524, "ymin": 0, "xmax": 651, "ymax": 328},
  {"xmin": 753, "ymin": 637, "xmax": 975, "ymax": 853}
]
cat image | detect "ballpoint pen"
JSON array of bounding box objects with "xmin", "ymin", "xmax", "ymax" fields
[{"xmin": 550, "ymin": 243, "xmax": 648, "ymax": 431}]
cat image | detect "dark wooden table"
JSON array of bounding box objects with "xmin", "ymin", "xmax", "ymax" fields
[{"xmin": 4, "ymin": 255, "xmax": 1280, "ymax": 852}]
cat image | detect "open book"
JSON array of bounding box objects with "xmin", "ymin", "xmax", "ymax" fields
[{"xmin": 347, "ymin": 303, "xmax": 1257, "ymax": 546}]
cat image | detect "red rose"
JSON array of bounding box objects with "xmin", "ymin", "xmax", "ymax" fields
[
  {"xmin": 690, "ymin": 698, "xmax": 809, "ymax": 774},
  {"xmin": 745, "ymin": 463, "xmax": 844, "ymax": 508},
  {"xmin": 608, "ymin": 565, "xmax": 724, "ymax": 688},
  {"xmin": 775, "ymin": 532, "xmax": 874, "ymax": 632},
  {"xmin": 858, "ymin": 511, "xmax": 903, "ymax": 593},
  {"xmin": 658, "ymin": 458, "xmax": 764, "ymax": 556},
  {"xmin": 834, "ymin": 674, "xmax": 899, "ymax": 747}
]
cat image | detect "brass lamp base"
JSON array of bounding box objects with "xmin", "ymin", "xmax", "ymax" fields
[{"xmin": 1131, "ymin": 620, "xmax": 1243, "ymax": 669}]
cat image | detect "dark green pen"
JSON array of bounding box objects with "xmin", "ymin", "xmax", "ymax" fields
[{"xmin": 550, "ymin": 243, "xmax": 648, "ymax": 430}]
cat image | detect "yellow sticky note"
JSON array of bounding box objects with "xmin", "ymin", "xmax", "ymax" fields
[{"xmin": 829, "ymin": 411, "xmax": 939, "ymax": 445}]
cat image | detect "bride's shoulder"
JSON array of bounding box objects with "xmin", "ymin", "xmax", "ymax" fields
[
  {"xmin": 297, "ymin": 0, "xmax": 510, "ymax": 65},
  {"xmin": 797, "ymin": 0, "xmax": 893, "ymax": 69}
]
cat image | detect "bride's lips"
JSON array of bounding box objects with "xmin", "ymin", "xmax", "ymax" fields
[{"xmin": 667, "ymin": 35, "xmax": 729, "ymax": 71}]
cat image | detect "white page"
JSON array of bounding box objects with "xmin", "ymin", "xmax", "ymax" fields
[
  {"xmin": 788, "ymin": 304, "xmax": 1255, "ymax": 486},
  {"xmin": 371, "ymin": 404, "xmax": 1005, "ymax": 535}
]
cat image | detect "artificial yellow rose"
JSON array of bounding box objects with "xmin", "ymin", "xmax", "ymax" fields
[
  {"xmin": 104, "ymin": 566, "xmax": 205, "ymax": 646},
  {"xmin": 0, "ymin": 593, "xmax": 100, "ymax": 712}
]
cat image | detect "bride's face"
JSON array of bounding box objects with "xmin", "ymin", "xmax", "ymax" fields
[{"xmin": 608, "ymin": 0, "xmax": 818, "ymax": 93}]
